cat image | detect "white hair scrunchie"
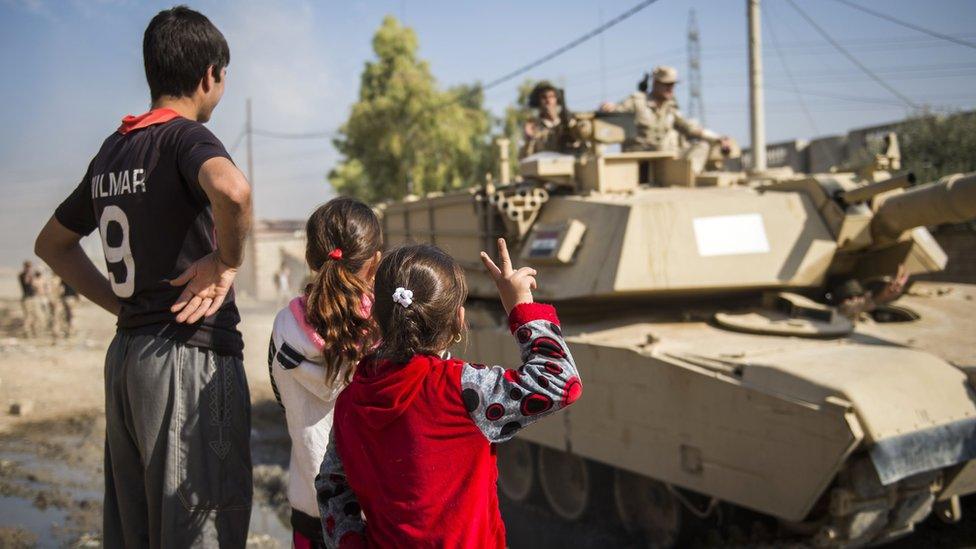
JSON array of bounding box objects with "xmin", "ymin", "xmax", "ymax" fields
[{"xmin": 392, "ymin": 287, "xmax": 414, "ymax": 308}]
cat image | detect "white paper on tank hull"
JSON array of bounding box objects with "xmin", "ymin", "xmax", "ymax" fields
[{"xmin": 693, "ymin": 213, "xmax": 771, "ymax": 257}]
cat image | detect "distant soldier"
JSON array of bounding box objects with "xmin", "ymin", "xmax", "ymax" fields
[
  {"xmin": 18, "ymin": 261, "xmax": 46, "ymax": 338},
  {"xmin": 601, "ymin": 65, "xmax": 731, "ymax": 172},
  {"xmin": 521, "ymin": 82, "xmax": 579, "ymax": 158},
  {"xmin": 61, "ymin": 280, "xmax": 79, "ymax": 336},
  {"xmin": 47, "ymin": 274, "xmax": 70, "ymax": 339},
  {"xmin": 273, "ymin": 262, "xmax": 291, "ymax": 306}
]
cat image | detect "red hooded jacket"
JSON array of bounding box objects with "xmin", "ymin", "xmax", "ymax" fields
[{"xmin": 316, "ymin": 303, "xmax": 580, "ymax": 548}]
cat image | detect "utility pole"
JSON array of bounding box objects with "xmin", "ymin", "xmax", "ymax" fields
[
  {"xmin": 747, "ymin": 0, "xmax": 767, "ymax": 173},
  {"xmin": 687, "ymin": 9, "xmax": 705, "ymax": 125},
  {"xmin": 244, "ymin": 98, "xmax": 258, "ymax": 296},
  {"xmin": 246, "ymin": 98, "xmax": 254, "ymax": 187},
  {"xmin": 599, "ymin": 7, "xmax": 607, "ymax": 101}
]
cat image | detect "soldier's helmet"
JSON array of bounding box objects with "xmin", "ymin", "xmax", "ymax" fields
[
  {"xmin": 528, "ymin": 81, "xmax": 564, "ymax": 109},
  {"xmin": 638, "ymin": 65, "xmax": 680, "ymax": 92},
  {"xmin": 653, "ymin": 65, "xmax": 679, "ymax": 84}
]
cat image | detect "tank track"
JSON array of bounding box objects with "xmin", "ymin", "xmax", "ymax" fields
[{"xmin": 500, "ymin": 443, "xmax": 954, "ymax": 548}]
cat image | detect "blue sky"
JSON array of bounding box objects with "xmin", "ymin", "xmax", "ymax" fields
[{"xmin": 1, "ymin": 0, "xmax": 975, "ymax": 265}]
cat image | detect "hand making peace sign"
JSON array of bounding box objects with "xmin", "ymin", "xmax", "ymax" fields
[{"xmin": 480, "ymin": 238, "xmax": 537, "ymax": 315}]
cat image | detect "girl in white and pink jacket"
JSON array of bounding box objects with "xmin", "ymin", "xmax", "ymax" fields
[{"xmin": 267, "ymin": 197, "xmax": 381, "ymax": 549}]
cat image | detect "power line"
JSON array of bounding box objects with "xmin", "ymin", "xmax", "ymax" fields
[
  {"xmin": 393, "ymin": 0, "xmax": 664, "ymax": 147},
  {"xmin": 252, "ymin": 128, "xmax": 335, "ymax": 140},
  {"xmin": 230, "ymin": 1, "xmax": 662, "ymax": 147},
  {"xmin": 829, "ymin": 0, "xmax": 976, "ymax": 51},
  {"xmin": 553, "ymin": 36, "xmax": 976, "ymax": 96},
  {"xmin": 763, "ymin": 2, "xmax": 818, "ymax": 134},
  {"xmin": 785, "ymin": 0, "xmax": 918, "ymax": 109},
  {"xmin": 763, "ymin": 85, "xmax": 904, "ymax": 107},
  {"xmin": 564, "ymin": 62, "xmax": 974, "ymax": 108},
  {"xmin": 228, "ymin": 128, "xmax": 246, "ymax": 155},
  {"xmin": 480, "ymin": 0, "xmax": 661, "ymax": 91}
]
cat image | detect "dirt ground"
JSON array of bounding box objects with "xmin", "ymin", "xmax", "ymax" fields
[
  {"xmin": 0, "ymin": 284, "xmax": 293, "ymax": 548},
  {"xmin": 0, "ymin": 275, "xmax": 974, "ymax": 548}
]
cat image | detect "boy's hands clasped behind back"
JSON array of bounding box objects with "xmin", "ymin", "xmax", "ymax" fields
[{"xmin": 480, "ymin": 238, "xmax": 537, "ymax": 315}]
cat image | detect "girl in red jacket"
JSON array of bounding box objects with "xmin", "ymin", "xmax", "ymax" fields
[{"xmin": 316, "ymin": 239, "xmax": 582, "ymax": 548}]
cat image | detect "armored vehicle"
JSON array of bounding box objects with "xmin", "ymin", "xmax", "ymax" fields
[{"xmin": 378, "ymin": 114, "xmax": 976, "ymax": 547}]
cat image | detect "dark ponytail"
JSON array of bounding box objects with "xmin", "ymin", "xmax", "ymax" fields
[
  {"xmin": 373, "ymin": 245, "xmax": 467, "ymax": 364},
  {"xmin": 304, "ymin": 197, "xmax": 382, "ymax": 386}
]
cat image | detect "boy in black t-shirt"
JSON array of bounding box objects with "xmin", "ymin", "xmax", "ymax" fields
[{"xmin": 35, "ymin": 7, "xmax": 253, "ymax": 547}]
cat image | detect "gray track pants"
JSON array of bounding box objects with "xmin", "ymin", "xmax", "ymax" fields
[{"xmin": 103, "ymin": 331, "xmax": 253, "ymax": 548}]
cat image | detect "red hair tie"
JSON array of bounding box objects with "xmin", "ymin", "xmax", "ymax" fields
[{"xmin": 328, "ymin": 248, "xmax": 343, "ymax": 260}]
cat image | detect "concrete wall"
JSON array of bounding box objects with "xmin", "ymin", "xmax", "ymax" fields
[
  {"xmin": 741, "ymin": 139, "xmax": 808, "ymax": 172},
  {"xmin": 807, "ymin": 135, "xmax": 846, "ymax": 174},
  {"xmin": 846, "ymin": 122, "xmax": 900, "ymax": 158},
  {"xmin": 738, "ymin": 112, "xmax": 974, "ymax": 175}
]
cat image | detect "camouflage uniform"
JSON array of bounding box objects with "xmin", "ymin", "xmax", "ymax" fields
[
  {"xmin": 60, "ymin": 281, "xmax": 78, "ymax": 337},
  {"xmin": 609, "ymin": 93, "xmax": 718, "ymax": 172},
  {"xmin": 521, "ymin": 115, "xmax": 579, "ymax": 158},
  {"xmin": 18, "ymin": 269, "xmax": 47, "ymax": 338},
  {"xmin": 48, "ymin": 276, "xmax": 70, "ymax": 338}
]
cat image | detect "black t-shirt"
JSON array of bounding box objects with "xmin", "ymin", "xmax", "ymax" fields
[{"xmin": 55, "ymin": 118, "xmax": 243, "ymax": 357}]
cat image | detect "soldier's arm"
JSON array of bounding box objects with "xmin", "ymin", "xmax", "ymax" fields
[
  {"xmin": 674, "ymin": 110, "xmax": 720, "ymax": 142},
  {"xmin": 604, "ymin": 95, "xmax": 638, "ymax": 113},
  {"xmin": 520, "ymin": 120, "xmax": 538, "ymax": 157},
  {"xmin": 168, "ymin": 157, "xmax": 253, "ymax": 324},
  {"xmin": 35, "ymin": 217, "xmax": 121, "ymax": 315}
]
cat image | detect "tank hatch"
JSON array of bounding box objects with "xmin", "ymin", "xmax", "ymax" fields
[{"xmin": 714, "ymin": 291, "xmax": 853, "ymax": 337}]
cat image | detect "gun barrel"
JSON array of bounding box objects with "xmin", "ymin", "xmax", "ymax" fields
[
  {"xmin": 841, "ymin": 172, "xmax": 915, "ymax": 204},
  {"xmin": 872, "ymin": 172, "xmax": 976, "ymax": 242}
]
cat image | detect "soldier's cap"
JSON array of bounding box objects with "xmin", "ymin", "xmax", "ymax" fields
[{"xmin": 652, "ymin": 65, "xmax": 679, "ymax": 84}]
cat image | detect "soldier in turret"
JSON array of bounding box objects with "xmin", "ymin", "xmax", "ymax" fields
[
  {"xmin": 830, "ymin": 266, "xmax": 910, "ymax": 321},
  {"xmin": 521, "ymin": 82, "xmax": 579, "ymax": 158},
  {"xmin": 601, "ymin": 65, "xmax": 730, "ymax": 172}
]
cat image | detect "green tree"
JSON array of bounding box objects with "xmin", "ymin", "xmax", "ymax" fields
[
  {"xmin": 899, "ymin": 110, "xmax": 976, "ymax": 183},
  {"xmin": 329, "ymin": 16, "xmax": 493, "ymax": 202}
]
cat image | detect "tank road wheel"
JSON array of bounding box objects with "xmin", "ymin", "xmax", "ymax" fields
[
  {"xmin": 497, "ymin": 439, "xmax": 536, "ymax": 502},
  {"xmin": 538, "ymin": 446, "xmax": 591, "ymax": 521},
  {"xmin": 613, "ymin": 469, "xmax": 681, "ymax": 549}
]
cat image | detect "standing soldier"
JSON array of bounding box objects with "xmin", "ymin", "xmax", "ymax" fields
[
  {"xmin": 47, "ymin": 274, "xmax": 69, "ymax": 339},
  {"xmin": 521, "ymin": 82, "xmax": 579, "ymax": 158},
  {"xmin": 18, "ymin": 261, "xmax": 45, "ymax": 338},
  {"xmin": 60, "ymin": 280, "xmax": 79, "ymax": 337},
  {"xmin": 601, "ymin": 65, "xmax": 731, "ymax": 172},
  {"xmin": 273, "ymin": 262, "xmax": 291, "ymax": 306}
]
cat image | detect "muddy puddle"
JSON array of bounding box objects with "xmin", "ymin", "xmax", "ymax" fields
[{"xmin": 0, "ymin": 406, "xmax": 294, "ymax": 548}]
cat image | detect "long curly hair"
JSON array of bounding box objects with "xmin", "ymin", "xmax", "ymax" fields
[{"xmin": 303, "ymin": 197, "xmax": 382, "ymax": 386}]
